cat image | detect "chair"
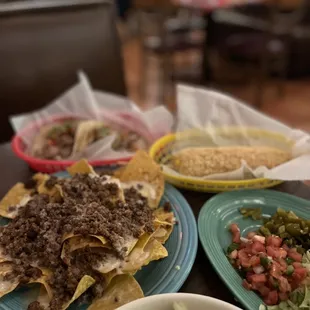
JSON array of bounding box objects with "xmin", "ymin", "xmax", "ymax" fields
[
  {"xmin": 133, "ymin": 0, "xmax": 205, "ymax": 106},
  {"xmin": 0, "ymin": 0, "xmax": 126, "ymax": 142},
  {"xmin": 211, "ymin": 1, "xmax": 306, "ymax": 108}
]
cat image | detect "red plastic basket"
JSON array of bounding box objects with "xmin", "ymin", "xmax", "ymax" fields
[{"xmin": 11, "ymin": 113, "xmax": 154, "ymax": 173}]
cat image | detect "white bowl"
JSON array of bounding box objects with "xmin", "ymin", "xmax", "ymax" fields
[{"xmin": 118, "ymin": 293, "xmax": 242, "ymax": 310}]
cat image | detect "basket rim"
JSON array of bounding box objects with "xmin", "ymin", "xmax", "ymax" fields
[
  {"xmin": 12, "ymin": 134, "xmax": 132, "ymax": 167},
  {"xmin": 10, "ymin": 112, "xmax": 150, "ymax": 167},
  {"xmin": 149, "ymin": 128, "xmax": 293, "ymax": 186}
]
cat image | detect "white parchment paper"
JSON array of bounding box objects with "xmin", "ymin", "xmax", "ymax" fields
[
  {"xmin": 10, "ymin": 72, "xmax": 174, "ymax": 161},
  {"xmin": 164, "ymin": 84, "xmax": 310, "ymax": 181}
]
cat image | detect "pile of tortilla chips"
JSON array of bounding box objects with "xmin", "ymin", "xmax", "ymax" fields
[{"xmin": 0, "ymin": 151, "xmax": 175, "ymax": 309}]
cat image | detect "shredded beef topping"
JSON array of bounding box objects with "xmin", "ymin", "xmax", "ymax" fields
[
  {"xmin": 61, "ymin": 174, "xmax": 121, "ymax": 206},
  {"xmin": 0, "ymin": 173, "xmax": 155, "ymax": 310},
  {"xmin": 27, "ymin": 301, "xmax": 44, "ymax": 310}
]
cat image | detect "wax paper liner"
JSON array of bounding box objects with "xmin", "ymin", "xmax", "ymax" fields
[
  {"xmin": 167, "ymin": 84, "xmax": 310, "ymax": 181},
  {"xmin": 10, "ymin": 72, "xmax": 174, "ymax": 161}
]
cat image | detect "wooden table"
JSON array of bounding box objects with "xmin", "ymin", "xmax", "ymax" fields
[{"xmin": 1, "ymin": 142, "xmax": 310, "ymax": 306}]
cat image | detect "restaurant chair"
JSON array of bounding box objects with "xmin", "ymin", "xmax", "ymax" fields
[
  {"xmin": 0, "ymin": 0, "xmax": 126, "ymax": 143},
  {"xmin": 133, "ymin": 0, "xmax": 205, "ymax": 106},
  {"xmin": 211, "ymin": 0, "xmax": 306, "ymax": 108}
]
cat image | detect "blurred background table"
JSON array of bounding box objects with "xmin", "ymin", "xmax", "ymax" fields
[
  {"xmin": 128, "ymin": 0, "xmax": 307, "ymax": 108},
  {"xmin": 173, "ymin": 0, "xmax": 268, "ymax": 10}
]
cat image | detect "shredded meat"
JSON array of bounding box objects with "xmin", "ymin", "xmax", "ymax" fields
[{"xmin": 0, "ymin": 173, "xmax": 154, "ymax": 310}]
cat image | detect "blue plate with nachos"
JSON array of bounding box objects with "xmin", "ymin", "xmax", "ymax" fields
[{"xmin": 0, "ymin": 167, "xmax": 197, "ymax": 309}]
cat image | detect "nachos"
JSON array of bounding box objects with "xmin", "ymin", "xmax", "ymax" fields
[
  {"xmin": 30, "ymin": 119, "xmax": 148, "ymax": 160},
  {"xmin": 0, "ymin": 151, "xmax": 175, "ymax": 310}
]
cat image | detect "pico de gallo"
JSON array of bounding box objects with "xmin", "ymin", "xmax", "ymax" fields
[{"xmin": 227, "ymin": 208, "xmax": 310, "ymax": 309}]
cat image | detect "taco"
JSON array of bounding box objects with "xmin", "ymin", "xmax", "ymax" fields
[
  {"xmin": 30, "ymin": 120, "xmax": 80, "ymax": 160},
  {"xmin": 30, "ymin": 119, "xmax": 149, "ymax": 161}
]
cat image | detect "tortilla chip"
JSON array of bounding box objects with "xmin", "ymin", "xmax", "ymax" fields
[
  {"xmin": 0, "ymin": 262, "xmax": 19, "ymax": 298},
  {"xmin": 61, "ymin": 235, "xmax": 109, "ymax": 264},
  {"xmin": 101, "ymin": 177, "xmax": 125, "ymax": 203},
  {"xmin": 92, "ymin": 235, "xmax": 108, "ymax": 246},
  {"xmin": 112, "ymin": 166, "xmax": 126, "ymax": 179},
  {"xmin": 103, "ymin": 269, "xmax": 118, "ymax": 288},
  {"xmin": 0, "ymin": 183, "xmax": 32, "ymax": 219},
  {"xmin": 152, "ymin": 208, "xmax": 175, "ymax": 244},
  {"xmin": 62, "ymin": 233, "xmax": 108, "ymax": 246},
  {"xmin": 87, "ymin": 275, "xmax": 143, "ymax": 310},
  {"xmin": 36, "ymin": 285, "xmax": 51, "ymax": 309},
  {"xmin": 37, "ymin": 175, "xmax": 63, "ymax": 201},
  {"xmin": 63, "ymin": 275, "xmax": 95, "ymax": 310},
  {"xmin": 122, "ymin": 234, "xmax": 168, "ymax": 273},
  {"xmin": 154, "ymin": 208, "xmax": 175, "ymax": 224},
  {"xmin": 67, "ymin": 159, "xmax": 96, "ymax": 176},
  {"xmin": 150, "ymin": 226, "xmax": 171, "ymax": 244},
  {"xmin": 95, "ymin": 252, "xmax": 122, "ymax": 274},
  {"xmin": 142, "ymin": 239, "xmax": 168, "ymax": 265},
  {"xmin": 29, "ymin": 274, "xmax": 53, "ymax": 300},
  {"xmin": 117, "ymin": 151, "xmax": 164, "ymax": 209},
  {"xmin": 93, "ymin": 237, "xmax": 138, "ymax": 275},
  {"xmin": 156, "ymin": 226, "xmax": 173, "ymax": 244},
  {"xmin": 32, "ymin": 173, "xmax": 49, "ymax": 187},
  {"xmin": 73, "ymin": 120, "xmax": 105, "ymax": 155}
]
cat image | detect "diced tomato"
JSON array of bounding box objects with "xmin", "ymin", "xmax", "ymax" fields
[
  {"xmin": 266, "ymin": 246, "xmax": 276, "ymax": 258},
  {"xmin": 252, "ymin": 241, "xmax": 266, "ymax": 254},
  {"xmin": 243, "ymin": 243, "xmax": 253, "ymax": 254},
  {"xmin": 246, "ymin": 271, "xmax": 255, "ymax": 282},
  {"xmin": 257, "ymin": 285, "xmax": 271, "ymax": 297},
  {"xmin": 251, "ymin": 281, "xmax": 263, "ymax": 291},
  {"xmin": 238, "ymin": 249, "xmax": 251, "ymax": 268},
  {"xmin": 266, "ymin": 246, "xmax": 287, "ymax": 259},
  {"xmin": 279, "ymin": 292, "xmax": 289, "ymax": 301},
  {"xmin": 264, "ymin": 290, "xmax": 279, "ymax": 306},
  {"xmin": 266, "ymin": 236, "xmax": 282, "ymax": 248},
  {"xmin": 278, "ymin": 276, "xmax": 291, "ymax": 293},
  {"xmin": 242, "ymin": 279, "xmax": 252, "ymax": 290},
  {"xmin": 277, "ymin": 258, "xmax": 288, "ymax": 271},
  {"xmin": 248, "ymin": 273, "xmax": 267, "ymax": 283},
  {"xmin": 249, "ymin": 255, "xmax": 261, "ymax": 267},
  {"xmin": 228, "ymin": 226, "xmax": 308, "ymax": 307},
  {"xmin": 293, "ymin": 268, "xmax": 308, "ymax": 282},
  {"xmin": 239, "ymin": 242, "xmax": 247, "ymax": 249},
  {"xmin": 288, "ymin": 250, "xmax": 302, "ymax": 262},
  {"xmin": 278, "ymin": 248, "xmax": 288, "ymax": 259},
  {"xmin": 230, "ymin": 223, "xmax": 241, "ymax": 243},
  {"xmin": 270, "ymin": 262, "xmax": 282, "ymax": 279}
]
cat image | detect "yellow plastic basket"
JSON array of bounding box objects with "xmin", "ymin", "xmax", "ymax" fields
[{"xmin": 149, "ymin": 128, "xmax": 293, "ymax": 193}]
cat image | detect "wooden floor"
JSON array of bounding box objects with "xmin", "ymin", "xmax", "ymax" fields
[{"xmin": 121, "ymin": 35, "xmax": 310, "ymax": 132}]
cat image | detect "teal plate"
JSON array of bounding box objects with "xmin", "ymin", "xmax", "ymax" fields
[
  {"xmin": 0, "ymin": 172, "xmax": 198, "ymax": 309},
  {"xmin": 198, "ymin": 189, "xmax": 310, "ymax": 310}
]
